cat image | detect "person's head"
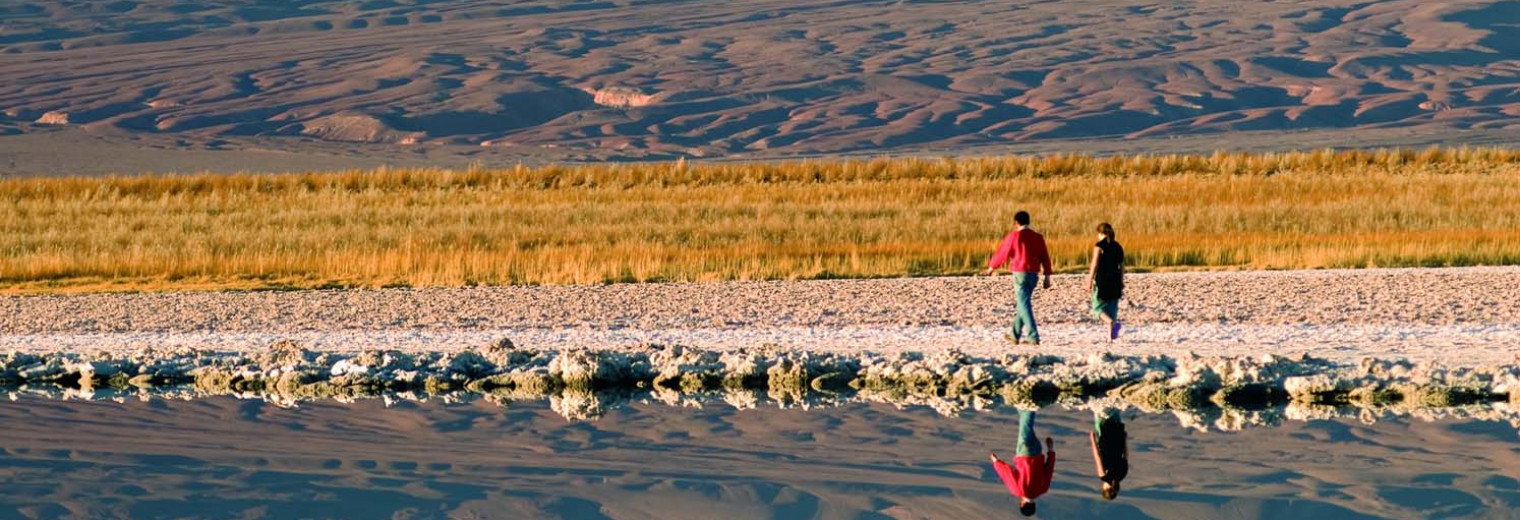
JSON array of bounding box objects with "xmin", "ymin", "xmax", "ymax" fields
[
  {"xmin": 1097, "ymin": 222, "xmax": 1115, "ymax": 243},
  {"xmin": 1018, "ymin": 499, "xmax": 1037, "ymax": 516},
  {"xmin": 1102, "ymin": 481, "xmax": 1121, "ymax": 500},
  {"xmin": 1015, "ymin": 211, "xmax": 1031, "ymax": 227}
]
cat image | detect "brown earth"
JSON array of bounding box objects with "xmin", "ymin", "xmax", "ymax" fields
[{"xmin": 2, "ymin": 0, "xmax": 1519, "ymax": 173}]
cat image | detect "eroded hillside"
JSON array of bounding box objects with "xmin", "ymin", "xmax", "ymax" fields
[{"xmin": 1, "ymin": 0, "xmax": 1518, "ymax": 159}]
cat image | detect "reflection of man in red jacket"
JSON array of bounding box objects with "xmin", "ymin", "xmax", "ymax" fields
[{"xmin": 989, "ymin": 410, "xmax": 1056, "ymax": 517}]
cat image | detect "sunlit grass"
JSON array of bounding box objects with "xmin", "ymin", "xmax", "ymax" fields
[{"xmin": 3, "ymin": 147, "xmax": 1519, "ymax": 293}]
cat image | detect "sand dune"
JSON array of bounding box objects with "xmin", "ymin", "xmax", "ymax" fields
[{"xmin": 2, "ymin": 0, "xmax": 1519, "ymax": 165}]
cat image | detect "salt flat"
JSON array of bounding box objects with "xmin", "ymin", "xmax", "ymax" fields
[{"xmin": 5, "ymin": 267, "xmax": 1518, "ymax": 365}]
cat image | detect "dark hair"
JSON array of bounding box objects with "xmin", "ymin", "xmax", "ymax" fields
[
  {"xmin": 1102, "ymin": 481, "xmax": 1121, "ymax": 500},
  {"xmin": 1097, "ymin": 222, "xmax": 1115, "ymax": 242},
  {"xmin": 1015, "ymin": 211, "xmax": 1031, "ymax": 226},
  {"xmin": 1019, "ymin": 502, "xmax": 1037, "ymax": 516}
]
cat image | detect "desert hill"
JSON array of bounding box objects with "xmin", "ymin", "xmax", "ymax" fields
[{"xmin": 1, "ymin": 0, "xmax": 1518, "ymax": 167}]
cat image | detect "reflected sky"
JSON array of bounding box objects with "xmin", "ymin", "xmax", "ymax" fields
[{"xmin": 0, "ymin": 396, "xmax": 1517, "ymax": 519}]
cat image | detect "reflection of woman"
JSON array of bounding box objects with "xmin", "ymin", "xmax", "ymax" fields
[
  {"xmin": 1089, "ymin": 407, "xmax": 1128, "ymax": 500},
  {"xmin": 1086, "ymin": 223, "xmax": 1125, "ymax": 342}
]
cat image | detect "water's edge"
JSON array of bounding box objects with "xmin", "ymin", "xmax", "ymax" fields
[{"xmin": 5, "ymin": 340, "xmax": 1519, "ymax": 426}]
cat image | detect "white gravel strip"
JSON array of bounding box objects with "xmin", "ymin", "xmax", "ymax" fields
[
  {"xmin": 3, "ymin": 267, "xmax": 1519, "ymax": 365},
  {"xmin": 4, "ymin": 323, "xmax": 1518, "ymax": 365}
]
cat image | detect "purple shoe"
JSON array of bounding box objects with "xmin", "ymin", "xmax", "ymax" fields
[{"xmin": 1110, "ymin": 321, "xmax": 1122, "ymax": 341}]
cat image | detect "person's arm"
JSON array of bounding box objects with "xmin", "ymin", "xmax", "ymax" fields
[
  {"xmin": 985, "ymin": 232, "xmax": 1016, "ymax": 274},
  {"xmin": 992, "ymin": 453, "xmax": 1019, "ymax": 481},
  {"xmin": 1118, "ymin": 248, "xmax": 1126, "ymax": 284},
  {"xmin": 1045, "ymin": 436, "xmax": 1056, "ymax": 472},
  {"xmin": 1040, "ymin": 237, "xmax": 1054, "ymax": 288},
  {"xmin": 1087, "ymin": 246, "xmax": 1102, "ymax": 293},
  {"xmin": 1118, "ymin": 247, "xmax": 1126, "ymax": 280},
  {"xmin": 1090, "ymin": 431, "xmax": 1105, "ymax": 477}
]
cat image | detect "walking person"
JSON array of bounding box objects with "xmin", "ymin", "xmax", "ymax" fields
[
  {"xmin": 1086, "ymin": 223, "xmax": 1124, "ymax": 341},
  {"xmin": 1089, "ymin": 406, "xmax": 1129, "ymax": 500},
  {"xmin": 990, "ymin": 410, "xmax": 1056, "ymax": 517},
  {"xmin": 984, "ymin": 211, "xmax": 1053, "ymax": 345}
]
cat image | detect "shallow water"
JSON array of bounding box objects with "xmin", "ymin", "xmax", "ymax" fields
[{"xmin": 0, "ymin": 397, "xmax": 1517, "ymax": 519}]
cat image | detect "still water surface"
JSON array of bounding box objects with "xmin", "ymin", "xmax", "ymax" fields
[{"xmin": 0, "ymin": 396, "xmax": 1517, "ymax": 519}]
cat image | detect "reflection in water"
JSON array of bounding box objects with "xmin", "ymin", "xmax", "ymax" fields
[
  {"xmin": 990, "ymin": 410, "xmax": 1056, "ymax": 516},
  {"xmin": 1091, "ymin": 406, "xmax": 1129, "ymax": 501},
  {"xmin": 0, "ymin": 397, "xmax": 1517, "ymax": 519}
]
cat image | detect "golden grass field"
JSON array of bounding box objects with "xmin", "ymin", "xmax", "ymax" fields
[{"xmin": 4, "ymin": 147, "xmax": 1520, "ymax": 293}]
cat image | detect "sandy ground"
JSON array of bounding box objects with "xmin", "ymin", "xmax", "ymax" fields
[
  {"xmin": 6, "ymin": 0, "xmax": 1520, "ymax": 162},
  {"xmin": 4, "ymin": 267, "xmax": 1518, "ymax": 364}
]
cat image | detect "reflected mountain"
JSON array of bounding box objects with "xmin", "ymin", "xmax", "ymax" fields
[{"xmin": 0, "ymin": 396, "xmax": 1516, "ymax": 519}]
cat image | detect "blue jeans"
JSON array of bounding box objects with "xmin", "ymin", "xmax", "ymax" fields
[
  {"xmin": 1013, "ymin": 272, "xmax": 1040, "ymax": 342},
  {"xmin": 1016, "ymin": 410, "xmax": 1043, "ymax": 457}
]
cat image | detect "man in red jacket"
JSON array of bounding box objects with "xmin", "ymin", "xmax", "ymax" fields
[
  {"xmin": 990, "ymin": 410, "xmax": 1056, "ymax": 516},
  {"xmin": 984, "ymin": 210, "xmax": 1054, "ymax": 345}
]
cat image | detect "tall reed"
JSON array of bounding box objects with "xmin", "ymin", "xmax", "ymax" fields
[{"xmin": 2, "ymin": 147, "xmax": 1517, "ymax": 293}]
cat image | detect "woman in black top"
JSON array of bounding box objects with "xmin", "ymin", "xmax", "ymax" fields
[{"xmin": 1087, "ymin": 223, "xmax": 1125, "ymax": 341}]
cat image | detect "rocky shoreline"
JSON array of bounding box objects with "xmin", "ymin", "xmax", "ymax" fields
[
  {"xmin": 4, "ymin": 342, "xmax": 1517, "ymax": 426},
  {"xmin": 4, "ymin": 267, "xmax": 1520, "ymax": 363},
  {"xmin": 5, "ymin": 267, "xmax": 1519, "ymax": 424}
]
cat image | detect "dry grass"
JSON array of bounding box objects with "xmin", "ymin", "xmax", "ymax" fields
[{"xmin": 4, "ymin": 147, "xmax": 1520, "ymax": 293}]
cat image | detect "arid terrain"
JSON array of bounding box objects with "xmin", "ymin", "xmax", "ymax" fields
[
  {"xmin": 2, "ymin": 0, "xmax": 1519, "ymax": 174},
  {"xmin": 8, "ymin": 4, "xmax": 1520, "ymax": 519},
  {"xmin": 6, "ymin": 267, "xmax": 1520, "ymax": 364}
]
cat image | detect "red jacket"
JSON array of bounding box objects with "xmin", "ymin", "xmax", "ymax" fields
[
  {"xmin": 994, "ymin": 453, "xmax": 1056, "ymax": 499},
  {"xmin": 988, "ymin": 228, "xmax": 1053, "ymax": 275}
]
